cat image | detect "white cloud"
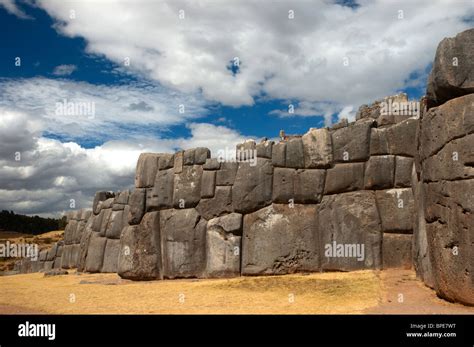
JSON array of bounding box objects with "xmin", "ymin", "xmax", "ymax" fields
[
  {"xmin": 0, "ymin": 77, "xmax": 208, "ymax": 143},
  {"xmin": 0, "ymin": 0, "xmax": 31, "ymax": 19},
  {"xmin": 52, "ymin": 64, "xmax": 77, "ymax": 76},
  {"xmin": 36, "ymin": 0, "xmax": 474, "ymax": 114},
  {"xmin": 0, "ymin": 107, "xmax": 245, "ymax": 216}
]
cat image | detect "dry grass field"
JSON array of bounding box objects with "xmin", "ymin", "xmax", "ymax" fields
[
  {"xmin": 0, "ymin": 230, "xmax": 64, "ymax": 272},
  {"xmin": 0, "ymin": 269, "xmax": 473, "ymax": 314}
]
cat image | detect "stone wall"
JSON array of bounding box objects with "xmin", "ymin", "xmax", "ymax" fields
[{"xmin": 415, "ymin": 28, "xmax": 474, "ymax": 305}]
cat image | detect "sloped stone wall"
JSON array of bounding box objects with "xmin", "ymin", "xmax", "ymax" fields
[{"xmin": 415, "ymin": 28, "xmax": 474, "ymax": 306}]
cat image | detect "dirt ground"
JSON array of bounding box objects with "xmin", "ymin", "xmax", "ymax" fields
[{"xmin": 0, "ymin": 269, "xmax": 472, "ymax": 314}]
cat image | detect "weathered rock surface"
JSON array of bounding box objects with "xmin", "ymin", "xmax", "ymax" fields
[
  {"xmin": 375, "ymin": 188, "xmax": 414, "ymax": 232},
  {"xmin": 118, "ymin": 212, "xmax": 162, "ymax": 280},
  {"xmin": 324, "ymin": 163, "xmax": 364, "ymax": 194},
  {"xmin": 135, "ymin": 153, "xmax": 160, "ymax": 188},
  {"xmin": 331, "ymin": 120, "xmax": 372, "ymax": 162},
  {"xmin": 102, "ymin": 238, "xmax": 120, "ymax": 273},
  {"xmin": 242, "ymin": 204, "xmax": 319, "ymax": 275},
  {"xmin": 383, "ymin": 233, "xmax": 412, "ymax": 269},
  {"xmin": 318, "ymin": 191, "xmax": 382, "ymax": 270},
  {"xmin": 160, "ymin": 208, "xmax": 207, "ymax": 279},
  {"xmin": 85, "ymin": 233, "xmax": 107, "ymax": 273},
  {"xmin": 173, "ymin": 165, "xmax": 203, "ymax": 208},
  {"xmin": 302, "ymin": 128, "xmax": 333, "ymax": 168},
  {"xmin": 427, "ymin": 29, "xmax": 474, "ymax": 107},
  {"xmin": 364, "ymin": 155, "xmax": 395, "ymax": 189}
]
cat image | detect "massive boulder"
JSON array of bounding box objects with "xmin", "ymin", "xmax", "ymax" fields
[
  {"xmin": 331, "ymin": 120, "xmax": 372, "ymax": 162},
  {"xmin": 118, "ymin": 212, "xmax": 162, "ymax": 280},
  {"xmin": 160, "ymin": 208, "xmax": 207, "ymax": 279},
  {"xmin": 205, "ymin": 213, "xmax": 242, "ymax": 278},
  {"xmin": 135, "ymin": 153, "xmax": 160, "ymax": 188},
  {"xmin": 426, "ymin": 29, "xmax": 474, "ymax": 107},
  {"xmin": 242, "ymin": 204, "xmax": 319, "ymax": 275},
  {"xmin": 318, "ymin": 191, "xmax": 382, "ymax": 271},
  {"xmin": 232, "ymin": 158, "xmax": 273, "ymax": 214},
  {"xmin": 301, "ymin": 128, "xmax": 333, "ymax": 168},
  {"xmin": 173, "ymin": 165, "xmax": 203, "ymax": 208}
]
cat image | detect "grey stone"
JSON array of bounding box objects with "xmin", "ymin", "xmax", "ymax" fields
[
  {"xmin": 105, "ymin": 210, "xmax": 125, "ymax": 239},
  {"xmin": 419, "ymin": 94, "xmax": 474, "ymax": 161},
  {"xmin": 383, "ymin": 233, "xmax": 413, "ymax": 269},
  {"xmin": 370, "ymin": 119, "xmax": 418, "ymax": 157},
  {"xmin": 203, "ymin": 158, "xmax": 221, "ymax": 170},
  {"xmin": 232, "ymin": 158, "xmax": 273, "ymax": 214},
  {"xmin": 195, "ymin": 147, "xmax": 211, "ymax": 164},
  {"xmin": 127, "ymin": 188, "xmax": 146, "ymax": 225},
  {"xmin": 101, "ymin": 239, "xmax": 120, "ymax": 273},
  {"xmin": 426, "ymin": 28, "xmax": 474, "ymax": 107},
  {"xmin": 183, "ymin": 149, "xmax": 195, "ymax": 165},
  {"xmin": 160, "ymin": 208, "xmax": 207, "ymax": 279},
  {"xmin": 196, "ymin": 186, "xmax": 233, "ymax": 220},
  {"xmin": 394, "ymin": 156, "xmax": 413, "ymax": 188},
  {"xmin": 174, "ymin": 150, "xmax": 184, "ymax": 174},
  {"xmin": 99, "ymin": 208, "xmax": 112, "ymax": 237},
  {"xmin": 84, "ymin": 233, "xmax": 107, "ymax": 273},
  {"xmin": 331, "ymin": 120, "xmax": 372, "ymax": 162},
  {"xmin": 375, "ymin": 188, "xmax": 414, "ymax": 232},
  {"xmin": 215, "ymin": 162, "xmax": 238, "ymax": 186},
  {"xmin": 256, "ymin": 140, "xmax": 274, "ymax": 159},
  {"xmin": 93, "ymin": 191, "xmax": 114, "ymax": 215},
  {"xmin": 421, "ymin": 134, "xmax": 474, "ymax": 182},
  {"xmin": 271, "ymin": 142, "xmax": 286, "ymax": 167},
  {"xmin": 272, "ymin": 168, "xmax": 295, "ymax": 203},
  {"xmin": 135, "ymin": 153, "xmax": 160, "ymax": 188},
  {"xmin": 201, "ymin": 170, "xmax": 216, "ymax": 198},
  {"xmin": 151, "ymin": 168, "xmax": 175, "ymax": 210},
  {"xmin": 77, "ymin": 224, "xmax": 93, "ymax": 272},
  {"xmin": 242, "ymin": 204, "xmax": 320, "ymax": 275},
  {"xmin": 115, "ymin": 190, "xmax": 130, "ymax": 205},
  {"xmin": 173, "ymin": 165, "xmax": 203, "ymax": 208},
  {"xmin": 324, "ymin": 163, "xmax": 364, "ymax": 194},
  {"xmin": 158, "ymin": 153, "xmax": 174, "ymax": 170},
  {"xmin": 44, "ymin": 269, "xmax": 68, "ymax": 277},
  {"xmin": 318, "ymin": 191, "xmax": 382, "ymax": 271},
  {"xmin": 285, "ymin": 138, "xmax": 304, "ymax": 168},
  {"xmin": 364, "ymin": 155, "xmax": 395, "ymax": 189},
  {"xmin": 101, "ymin": 197, "xmax": 114, "ymax": 210},
  {"xmin": 118, "ymin": 212, "xmax": 162, "ymax": 280},
  {"xmin": 302, "ymin": 128, "xmax": 333, "ymax": 168},
  {"xmin": 294, "ymin": 169, "xmax": 325, "ymax": 204}
]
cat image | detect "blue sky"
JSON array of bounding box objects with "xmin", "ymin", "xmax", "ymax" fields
[{"xmin": 0, "ymin": 0, "xmax": 472, "ymax": 216}]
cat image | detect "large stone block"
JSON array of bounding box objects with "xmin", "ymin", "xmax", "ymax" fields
[
  {"xmin": 160, "ymin": 208, "xmax": 207, "ymax": 279},
  {"xmin": 394, "ymin": 156, "xmax": 413, "ymax": 188},
  {"xmin": 302, "ymin": 128, "xmax": 333, "ymax": 168},
  {"xmin": 271, "ymin": 142, "xmax": 286, "ymax": 167},
  {"xmin": 205, "ymin": 213, "xmax": 243, "ymax": 278},
  {"xmin": 294, "ymin": 169, "xmax": 325, "ymax": 204},
  {"xmin": 173, "ymin": 165, "xmax": 203, "ymax": 208},
  {"xmin": 101, "ymin": 238, "xmax": 120, "ymax": 273},
  {"xmin": 84, "ymin": 233, "xmax": 107, "ymax": 273},
  {"xmin": 426, "ymin": 29, "xmax": 474, "ymax": 107},
  {"xmin": 422, "ymin": 134, "xmax": 474, "ymax": 182},
  {"xmin": 92, "ymin": 191, "xmax": 114, "ymax": 215},
  {"xmin": 375, "ymin": 188, "xmax": 414, "ymax": 232},
  {"xmin": 331, "ymin": 120, "xmax": 372, "ymax": 162},
  {"xmin": 196, "ymin": 186, "xmax": 233, "ymax": 220},
  {"xmin": 148, "ymin": 168, "xmax": 174, "ymax": 210},
  {"xmin": 77, "ymin": 224, "xmax": 93, "ymax": 272},
  {"xmin": 99, "ymin": 208, "xmax": 112, "ymax": 237},
  {"xmin": 232, "ymin": 158, "xmax": 273, "ymax": 214},
  {"xmin": 419, "ymin": 94, "xmax": 474, "ymax": 161},
  {"xmin": 285, "ymin": 138, "xmax": 304, "ymax": 168},
  {"xmin": 127, "ymin": 188, "xmax": 146, "ymax": 225},
  {"xmin": 135, "ymin": 153, "xmax": 160, "ymax": 188},
  {"xmin": 256, "ymin": 140, "xmax": 274, "ymax": 159},
  {"xmin": 364, "ymin": 155, "xmax": 395, "ymax": 189},
  {"xmin": 272, "ymin": 168, "xmax": 295, "ymax": 203},
  {"xmin": 215, "ymin": 162, "xmax": 238, "ymax": 186},
  {"xmin": 201, "ymin": 170, "xmax": 216, "ymax": 198},
  {"xmin": 105, "ymin": 210, "xmax": 125, "ymax": 239},
  {"xmin": 242, "ymin": 204, "xmax": 319, "ymax": 275},
  {"xmin": 318, "ymin": 191, "xmax": 382, "ymax": 271},
  {"xmin": 422, "ymin": 179, "xmax": 474, "ymax": 304},
  {"xmin": 370, "ymin": 119, "xmax": 418, "ymax": 157},
  {"xmin": 158, "ymin": 153, "xmax": 174, "ymax": 170},
  {"xmin": 118, "ymin": 212, "xmax": 162, "ymax": 280},
  {"xmin": 383, "ymin": 233, "xmax": 413, "ymax": 269},
  {"xmin": 324, "ymin": 163, "xmax": 364, "ymax": 194},
  {"xmin": 203, "ymin": 158, "xmax": 220, "ymax": 170}
]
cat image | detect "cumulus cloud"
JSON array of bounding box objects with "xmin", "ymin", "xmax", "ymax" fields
[
  {"xmin": 36, "ymin": 0, "xmax": 474, "ymax": 114},
  {"xmin": 0, "ymin": 77, "xmax": 209, "ymax": 143},
  {"xmin": 0, "ymin": 107, "xmax": 245, "ymax": 217},
  {"xmin": 52, "ymin": 64, "xmax": 77, "ymax": 76}
]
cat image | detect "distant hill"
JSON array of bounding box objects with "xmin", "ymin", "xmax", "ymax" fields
[{"xmin": 0, "ymin": 210, "xmax": 66, "ymax": 235}]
